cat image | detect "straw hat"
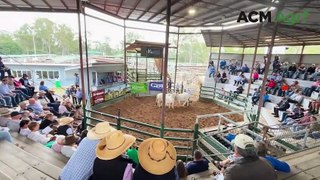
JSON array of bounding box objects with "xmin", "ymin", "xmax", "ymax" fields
[
  {"xmin": 0, "ymin": 108, "xmax": 11, "ymax": 116},
  {"xmin": 63, "ymin": 135, "xmax": 78, "ymax": 146},
  {"xmin": 96, "ymin": 130, "xmax": 136, "ymax": 160},
  {"xmin": 87, "ymin": 122, "xmax": 115, "ymax": 140},
  {"xmin": 59, "ymin": 117, "xmax": 74, "ymax": 126},
  {"xmin": 138, "ymin": 138, "xmax": 177, "ymax": 175}
]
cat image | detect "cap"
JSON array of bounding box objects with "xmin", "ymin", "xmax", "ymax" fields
[
  {"xmin": 10, "ymin": 111, "xmax": 22, "ymax": 117},
  {"xmin": 233, "ymin": 134, "xmax": 254, "ymax": 149}
]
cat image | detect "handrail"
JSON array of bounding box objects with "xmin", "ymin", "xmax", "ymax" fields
[{"xmin": 119, "ymin": 117, "xmax": 161, "ymax": 130}]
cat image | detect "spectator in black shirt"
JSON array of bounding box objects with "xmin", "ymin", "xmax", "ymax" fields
[
  {"xmin": 287, "ymin": 63, "xmax": 297, "ymax": 78},
  {"xmin": 0, "ymin": 57, "xmax": 12, "ymax": 80}
]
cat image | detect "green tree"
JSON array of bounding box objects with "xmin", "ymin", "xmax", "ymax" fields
[
  {"xmin": 14, "ymin": 24, "xmax": 35, "ymax": 54},
  {"xmin": 55, "ymin": 24, "xmax": 78, "ymax": 55},
  {"xmin": 0, "ymin": 33, "xmax": 23, "ymax": 54},
  {"xmin": 33, "ymin": 18, "xmax": 56, "ymax": 54}
]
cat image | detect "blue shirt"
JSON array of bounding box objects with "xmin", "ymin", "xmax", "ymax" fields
[
  {"xmin": 39, "ymin": 85, "xmax": 49, "ymax": 92},
  {"xmin": 264, "ymin": 94, "xmax": 269, "ymax": 101},
  {"xmin": 60, "ymin": 138, "xmax": 99, "ymax": 180},
  {"xmin": 27, "ymin": 103, "xmax": 43, "ymax": 114},
  {"xmin": 264, "ymin": 155, "xmax": 291, "ymax": 173},
  {"xmin": 185, "ymin": 159, "xmax": 209, "ymax": 175}
]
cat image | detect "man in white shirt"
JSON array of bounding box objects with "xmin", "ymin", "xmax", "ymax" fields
[
  {"xmin": 7, "ymin": 111, "xmax": 22, "ymax": 132},
  {"xmin": 288, "ymin": 91, "xmax": 304, "ymax": 104},
  {"xmin": 0, "ymin": 78, "xmax": 20, "ymax": 107},
  {"xmin": 27, "ymin": 98, "xmax": 44, "ymax": 115}
]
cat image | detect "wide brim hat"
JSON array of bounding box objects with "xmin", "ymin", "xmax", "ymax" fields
[
  {"xmin": 87, "ymin": 122, "xmax": 115, "ymax": 140},
  {"xmin": 0, "ymin": 108, "xmax": 11, "ymax": 116},
  {"xmin": 96, "ymin": 130, "xmax": 136, "ymax": 160},
  {"xmin": 138, "ymin": 138, "xmax": 177, "ymax": 175},
  {"xmin": 59, "ymin": 117, "xmax": 74, "ymax": 126}
]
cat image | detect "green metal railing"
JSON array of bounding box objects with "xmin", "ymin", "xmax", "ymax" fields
[
  {"xmin": 85, "ymin": 109, "xmax": 195, "ymax": 156},
  {"xmin": 200, "ymin": 85, "xmax": 248, "ymax": 109}
]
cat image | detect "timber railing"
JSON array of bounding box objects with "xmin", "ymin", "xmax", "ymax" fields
[{"xmin": 86, "ymin": 109, "xmax": 195, "ymax": 159}]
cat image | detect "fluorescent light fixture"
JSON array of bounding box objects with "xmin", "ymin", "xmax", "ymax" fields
[
  {"xmin": 188, "ymin": 8, "xmax": 196, "ymax": 15},
  {"xmin": 265, "ymin": 38, "xmax": 280, "ymax": 42}
]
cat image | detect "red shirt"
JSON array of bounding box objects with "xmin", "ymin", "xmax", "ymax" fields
[
  {"xmin": 281, "ymin": 84, "xmax": 289, "ymax": 91},
  {"xmin": 267, "ymin": 80, "xmax": 276, "ymax": 88}
]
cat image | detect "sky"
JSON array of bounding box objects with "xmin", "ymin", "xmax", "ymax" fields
[{"xmin": 0, "ymin": 9, "xmax": 166, "ymax": 48}]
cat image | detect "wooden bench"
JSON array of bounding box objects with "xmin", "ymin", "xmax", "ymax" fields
[
  {"xmin": 0, "ymin": 141, "xmax": 62, "ymax": 180},
  {"xmin": 10, "ymin": 132, "xmax": 68, "ymax": 168}
]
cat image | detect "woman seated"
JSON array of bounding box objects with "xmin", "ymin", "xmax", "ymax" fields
[
  {"xmin": 27, "ymin": 122, "xmax": 53, "ymax": 144},
  {"xmin": 59, "ymin": 100, "xmax": 75, "ymax": 117}
]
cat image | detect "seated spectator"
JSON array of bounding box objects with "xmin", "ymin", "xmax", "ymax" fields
[
  {"xmin": 220, "ymin": 59, "xmax": 227, "ymax": 70},
  {"xmin": 216, "ymin": 71, "xmax": 222, "ymax": 82},
  {"xmin": 92, "ymin": 130, "xmax": 135, "ymax": 180},
  {"xmin": 260, "ymin": 58, "xmax": 266, "ymax": 74},
  {"xmin": 19, "ymin": 74, "xmax": 35, "ymax": 96},
  {"xmin": 19, "ymin": 101, "xmax": 28, "ymax": 112},
  {"xmin": 252, "ymin": 70, "xmax": 259, "ymax": 83},
  {"xmin": 279, "ymin": 82, "xmax": 289, "ymax": 97},
  {"xmin": 234, "ymin": 85, "xmax": 244, "ymax": 95},
  {"xmin": 234, "ymin": 74, "xmax": 242, "ymax": 86},
  {"xmin": 57, "ymin": 117, "xmax": 74, "ymax": 136},
  {"xmin": 241, "ymin": 64, "xmax": 250, "ymax": 73},
  {"xmin": 7, "ymin": 111, "xmax": 22, "ymax": 132},
  {"xmin": 59, "ymin": 100, "xmax": 75, "ymax": 117},
  {"xmin": 0, "ymin": 78, "xmax": 20, "ymax": 107},
  {"xmin": 176, "ymin": 160, "xmax": 187, "ymax": 180},
  {"xmin": 28, "ymin": 98, "xmax": 44, "ymax": 115},
  {"xmin": 0, "ymin": 128, "xmax": 13, "ymax": 143},
  {"xmin": 306, "ymin": 78, "xmax": 320, "ymax": 97},
  {"xmin": 306, "ymin": 64, "xmax": 316, "ymax": 80},
  {"xmin": 293, "ymin": 64, "xmax": 306, "ymax": 79},
  {"xmin": 46, "ymin": 89, "xmax": 59, "ymax": 103},
  {"xmin": 0, "ymin": 57, "xmax": 12, "ymax": 79},
  {"xmin": 281, "ymin": 104, "xmax": 304, "ymax": 123},
  {"xmin": 27, "ymin": 121, "xmax": 52, "ymax": 144},
  {"xmin": 310, "ymin": 66, "xmax": 320, "ymax": 81},
  {"xmin": 273, "ymin": 97, "xmax": 290, "ymax": 117},
  {"xmin": 287, "ymin": 63, "xmax": 297, "ymax": 78},
  {"xmin": 52, "ymin": 135, "xmax": 65, "ymax": 153},
  {"xmin": 61, "ymin": 134, "xmax": 78, "ymax": 158},
  {"xmin": 254, "ymin": 62, "xmax": 261, "ymax": 74},
  {"xmin": 221, "ymin": 71, "xmax": 227, "ymax": 83},
  {"xmin": 266, "ymin": 79, "xmax": 276, "ymax": 94},
  {"xmin": 185, "ymin": 150, "xmax": 209, "ymax": 175},
  {"xmin": 255, "ymin": 142, "xmax": 290, "ymax": 173},
  {"xmin": 291, "ymin": 112, "xmax": 315, "ymax": 132},
  {"xmin": 8, "ymin": 76, "xmax": 28, "ymax": 101},
  {"xmin": 288, "ymin": 81, "xmax": 300, "ymax": 96},
  {"xmin": 280, "ymin": 61, "xmax": 289, "ymax": 76},
  {"xmin": 275, "ymin": 73, "xmax": 283, "ymax": 84},
  {"xmin": 39, "ymin": 81, "xmax": 49, "ymax": 92},
  {"xmin": 133, "ymin": 138, "xmax": 176, "ymax": 180},
  {"xmin": 19, "ymin": 119, "xmax": 30, "ymax": 136},
  {"xmin": 60, "ymin": 122, "xmax": 115, "ymax": 180},
  {"xmin": 309, "ymin": 100, "xmax": 320, "ymax": 114},
  {"xmin": 288, "ymin": 90, "xmax": 303, "ymax": 104},
  {"xmin": 70, "ymin": 85, "xmax": 77, "ymax": 104},
  {"xmin": 251, "ymin": 88, "xmax": 260, "ymax": 105},
  {"xmin": 263, "ymin": 92, "xmax": 271, "ymax": 107},
  {"xmin": 267, "ymin": 72, "xmax": 276, "ymax": 81},
  {"xmin": 0, "ymin": 108, "xmax": 11, "ymax": 127},
  {"xmin": 73, "ymin": 105, "xmax": 83, "ymax": 121},
  {"xmin": 39, "ymin": 113, "xmax": 55, "ymax": 130}
]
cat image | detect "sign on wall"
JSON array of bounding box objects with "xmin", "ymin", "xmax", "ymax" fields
[
  {"xmin": 130, "ymin": 82, "xmax": 148, "ymax": 94},
  {"xmin": 149, "ymin": 81, "xmax": 163, "ymax": 91},
  {"xmin": 91, "ymin": 89, "xmax": 105, "ymax": 105},
  {"xmin": 91, "ymin": 84, "xmax": 128, "ymax": 106}
]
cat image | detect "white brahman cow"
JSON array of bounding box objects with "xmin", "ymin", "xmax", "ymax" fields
[
  {"xmin": 156, "ymin": 93, "xmax": 177, "ymax": 109},
  {"xmin": 176, "ymin": 92, "xmax": 191, "ymax": 107}
]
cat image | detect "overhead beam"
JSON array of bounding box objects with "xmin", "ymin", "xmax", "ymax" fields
[
  {"xmin": 0, "ymin": 6, "xmax": 77, "ymax": 13},
  {"xmin": 156, "ymin": 0, "xmax": 201, "ymax": 23},
  {"xmin": 246, "ymin": 0, "xmax": 281, "ymax": 7},
  {"xmin": 41, "ymin": 0, "xmax": 52, "ymax": 9},
  {"xmin": 60, "ymin": 0, "xmax": 68, "ymax": 10},
  {"xmin": 126, "ymin": 0, "xmax": 142, "ymax": 19},
  {"xmin": 103, "ymin": 0, "xmax": 107, "ymax": 10},
  {"xmin": 137, "ymin": 0, "xmax": 159, "ymax": 20},
  {"xmin": 1, "ymin": 0, "xmax": 17, "ymax": 8},
  {"xmin": 147, "ymin": 0, "xmax": 179, "ymax": 21},
  {"xmin": 20, "ymin": 0, "xmax": 35, "ymax": 8},
  {"xmin": 116, "ymin": 0, "xmax": 124, "ymax": 15}
]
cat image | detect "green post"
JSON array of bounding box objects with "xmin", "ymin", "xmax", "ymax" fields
[
  {"xmin": 82, "ymin": 106, "xmax": 87, "ymax": 130},
  {"xmin": 193, "ymin": 121, "xmax": 199, "ymax": 154},
  {"xmin": 160, "ymin": 122, "xmax": 164, "ymax": 138},
  {"xmin": 117, "ymin": 109, "xmax": 121, "ymax": 130}
]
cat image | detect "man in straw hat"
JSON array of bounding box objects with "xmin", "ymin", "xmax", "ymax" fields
[
  {"xmin": 92, "ymin": 130, "xmax": 136, "ymax": 180},
  {"xmin": 221, "ymin": 134, "xmax": 276, "ymax": 180},
  {"xmin": 133, "ymin": 138, "xmax": 177, "ymax": 179},
  {"xmin": 0, "ymin": 108, "xmax": 11, "ymax": 127},
  {"xmin": 56, "ymin": 117, "xmax": 74, "ymax": 136},
  {"xmin": 60, "ymin": 122, "xmax": 115, "ymax": 180}
]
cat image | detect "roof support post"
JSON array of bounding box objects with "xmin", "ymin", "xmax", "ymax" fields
[
  {"xmin": 257, "ymin": 23, "xmax": 279, "ymax": 122},
  {"xmin": 174, "ymin": 27, "xmax": 180, "ymax": 91},
  {"xmin": 246, "ymin": 24, "xmax": 263, "ymax": 97},
  {"xmin": 83, "ymin": 7, "xmax": 91, "ymax": 100},
  {"xmin": 240, "ymin": 47, "xmax": 245, "ymax": 67},
  {"xmin": 124, "ymin": 20, "xmax": 127, "ymax": 83},
  {"xmin": 213, "ymin": 31, "xmax": 223, "ymax": 97},
  {"xmin": 76, "ymin": 0, "xmax": 86, "ymax": 106},
  {"xmin": 160, "ymin": 0, "xmax": 171, "ymax": 138},
  {"xmin": 298, "ymin": 44, "xmax": 305, "ymax": 66}
]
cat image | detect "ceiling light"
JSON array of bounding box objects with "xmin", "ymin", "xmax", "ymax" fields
[
  {"xmin": 188, "ymin": 8, "xmax": 196, "ymax": 15},
  {"xmin": 265, "ymin": 38, "xmax": 280, "ymax": 42}
]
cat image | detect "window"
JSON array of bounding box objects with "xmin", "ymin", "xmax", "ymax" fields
[
  {"xmin": 35, "ymin": 71, "xmax": 60, "ymax": 80},
  {"xmin": 12, "ymin": 70, "xmax": 32, "ymax": 79}
]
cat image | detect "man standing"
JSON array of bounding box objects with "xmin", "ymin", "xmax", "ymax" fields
[
  {"xmin": 74, "ymin": 73, "xmax": 80, "ymax": 88},
  {"xmin": 223, "ymin": 134, "xmax": 276, "ymax": 180},
  {"xmin": 0, "ymin": 57, "xmax": 12, "ymax": 80}
]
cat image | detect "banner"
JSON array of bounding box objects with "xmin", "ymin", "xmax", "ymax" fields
[
  {"xmin": 149, "ymin": 81, "xmax": 163, "ymax": 91},
  {"xmin": 130, "ymin": 82, "xmax": 148, "ymax": 94},
  {"xmin": 91, "ymin": 89, "xmax": 105, "ymax": 105}
]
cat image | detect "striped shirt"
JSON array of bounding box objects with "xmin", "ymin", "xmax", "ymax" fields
[{"xmin": 60, "ymin": 137, "xmax": 99, "ymax": 180}]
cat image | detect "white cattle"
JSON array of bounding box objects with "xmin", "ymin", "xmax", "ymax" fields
[
  {"xmin": 156, "ymin": 93, "xmax": 177, "ymax": 109},
  {"xmin": 176, "ymin": 92, "xmax": 191, "ymax": 107}
]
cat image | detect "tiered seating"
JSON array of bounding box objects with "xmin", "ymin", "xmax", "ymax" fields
[{"xmin": 0, "ymin": 140, "xmax": 62, "ymax": 179}]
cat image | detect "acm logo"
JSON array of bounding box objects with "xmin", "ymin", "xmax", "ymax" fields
[{"xmin": 237, "ymin": 10, "xmax": 310, "ymax": 25}]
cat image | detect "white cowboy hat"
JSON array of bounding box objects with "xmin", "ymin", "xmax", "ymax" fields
[
  {"xmin": 59, "ymin": 117, "xmax": 74, "ymax": 126},
  {"xmin": 138, "ymin": 138, "xmax": 177, "ymax": 175},
  {"xmin": 87, "ymin": 122, "xmax": 115, "ymax": 140},
  {"xmin": 0, "ymin": 108, "xmax": 11, "ymax": 116}
]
